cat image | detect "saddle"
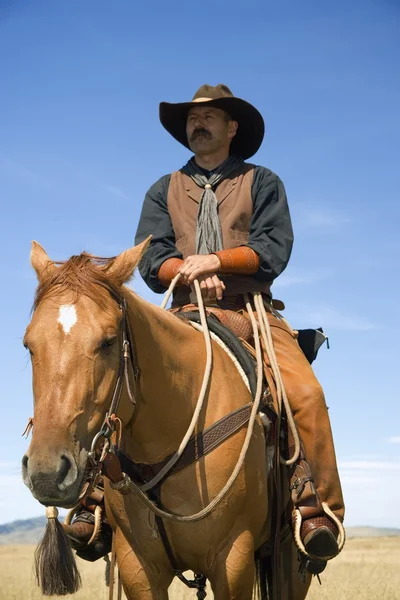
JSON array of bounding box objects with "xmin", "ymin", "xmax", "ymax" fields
[
  {"xmin": 175, "ymin": 307, "xmax": 258, "ymax": 397},
  {"xmin": 172, "ymin": 303, "xmax": 254, "ymax": 342},
  {"xmin": 172, "ymin": 303, "xmax": 329, "ymax": 366}
]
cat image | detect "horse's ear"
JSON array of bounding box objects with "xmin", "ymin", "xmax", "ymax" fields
[
  {"xmin": 106, "ymin": 236, "xmax": 152, "ymax": 285},
  {"xmin": 30, "ymin": 241, "xmax": 57, "ymax": 282}
]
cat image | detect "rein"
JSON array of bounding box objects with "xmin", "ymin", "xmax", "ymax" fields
[
  {"xmin": 108, "ymin": 280, "xmax": 266, "ymax": 523},
  {"xmin": 77, "ymin": 279, "xmax": 215, "ymax": 499}
]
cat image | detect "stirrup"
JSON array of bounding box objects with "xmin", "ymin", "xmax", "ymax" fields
[
  {"xmin": 293, "ymin": 502, "xmax": 346, "ymax": 567},
  {"xmin": 65, "ymin": 507, "xmax": 112, "ymax": 562}
]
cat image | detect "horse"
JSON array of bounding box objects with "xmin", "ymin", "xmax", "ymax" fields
[{"xmin": 21, "ymin": 238, "xmax": 312, "ymax": 600}]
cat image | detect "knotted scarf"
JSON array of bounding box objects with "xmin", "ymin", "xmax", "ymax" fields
[{"xmin": 182, "ymin": 156, "xmax": 244, "ymax": 254}]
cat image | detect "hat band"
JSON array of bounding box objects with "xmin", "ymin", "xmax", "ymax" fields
[{"xmin": 192, "ymin": 97, "xmax": 215, "ymax": 103}]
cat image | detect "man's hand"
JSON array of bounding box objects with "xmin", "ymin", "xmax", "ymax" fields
[
  {"xmin": 179, "ymin": 254, "xmax": 225, "ymax": 301},
  {"xmin": 196, "ymin": 274, "xmax": 226, "ymax": 302},
  {"xmin": 179, "ymin": 254, "xmax": 221, "ymax": 284}
]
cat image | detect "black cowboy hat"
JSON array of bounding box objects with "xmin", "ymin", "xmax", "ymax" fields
[{"xmin": 159, "ymin": 84, "xmax": 265, "ymax": 160}]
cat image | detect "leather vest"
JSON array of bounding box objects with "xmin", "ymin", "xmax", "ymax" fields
[{"xmin": 167, "ymin": 164, "xmax": 271, "ymax": 305}]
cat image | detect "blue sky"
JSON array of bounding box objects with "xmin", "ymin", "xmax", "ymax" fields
[{"xmin": 0, "ymin": 0, "xmax": 399, "ymax": 528}]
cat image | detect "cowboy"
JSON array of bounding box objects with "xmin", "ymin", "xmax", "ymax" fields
[{"xmin": 134, "ymin": 83, "xmax": 345, "ymax": 569}]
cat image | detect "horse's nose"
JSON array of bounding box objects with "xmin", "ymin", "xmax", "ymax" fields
[{"xmin": 22, "ymin": 450, "xmax": 79, "ymax": 502}]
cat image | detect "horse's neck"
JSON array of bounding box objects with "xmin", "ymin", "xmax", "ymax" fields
[{"xmin": 123, "ymin": 290, "xmax": 203, "ymax": 462}]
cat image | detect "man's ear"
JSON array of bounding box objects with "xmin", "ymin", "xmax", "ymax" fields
[{"xmin": 228, "ymin": 120, "xmax": 239, "ymax": 141}]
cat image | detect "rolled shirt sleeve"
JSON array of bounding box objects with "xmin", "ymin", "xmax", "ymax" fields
[
  {"xmin": 135, "ymin": 175, "xmax": 182, "ymax": 293},
  {"xmin": 246, "ymin": 167, "xmax": 294, "ymax": 282}
]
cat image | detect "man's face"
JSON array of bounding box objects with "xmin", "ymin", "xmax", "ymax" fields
[{"xmin": 186, "ymin": 106, "xmax": 238, "ymax": 156}]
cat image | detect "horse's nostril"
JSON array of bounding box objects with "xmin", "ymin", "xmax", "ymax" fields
[
  {"xmin": 21, "ymin": 454, "xmax": 29, "ymax": 472},
  {"xmin": 57, "ymin": 454, "xmax": 72, "ymax": 485}
]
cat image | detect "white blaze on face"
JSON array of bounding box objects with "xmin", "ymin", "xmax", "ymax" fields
[{"xmin": 58, "ymin": 305, "xmax": 77, "ymax": 334}]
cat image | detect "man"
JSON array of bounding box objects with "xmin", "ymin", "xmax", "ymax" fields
[{"xmin": 135, "ymin": 84, "xmax": 344, "ymax": 569}]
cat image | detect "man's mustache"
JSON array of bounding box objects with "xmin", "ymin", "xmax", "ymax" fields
[{"xmin": 191, "ymin": 128, "xmax": 212, "ymax": 140}]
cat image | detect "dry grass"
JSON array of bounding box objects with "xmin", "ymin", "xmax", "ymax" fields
[{"xmin": 0, "ymin": 538, "xmax": 399, "ymax": 599}]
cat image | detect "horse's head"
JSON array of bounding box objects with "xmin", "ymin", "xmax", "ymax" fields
[{"xmin": 22, "ymin": 238, "xmax": 150, "ymax": 507}]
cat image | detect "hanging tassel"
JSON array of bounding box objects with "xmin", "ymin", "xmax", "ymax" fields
[{"xmin": 34, "ymin": 506, "xmax": 81, "ymax": 595}]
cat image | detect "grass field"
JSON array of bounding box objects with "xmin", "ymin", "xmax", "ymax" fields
[{"xmin": 0, "ymin": 537, "xmax": 398, "ymax": 599}]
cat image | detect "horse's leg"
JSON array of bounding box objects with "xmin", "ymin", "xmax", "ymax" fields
[
  {"xmin": 115, "ymin": 529, "xmax": 173, "ymax": 600},
  {"xmin": 210, "ymin": 529, "xmax": 255, "ymax": 600}
]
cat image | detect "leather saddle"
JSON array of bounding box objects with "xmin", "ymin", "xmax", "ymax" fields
[
  {"xmin": 173, "ymin": 304, "xmax": 328, "ymax": 377},
  {"xmin": 175, "ymin": 308, "xmax": 258, "ymax": 398}
]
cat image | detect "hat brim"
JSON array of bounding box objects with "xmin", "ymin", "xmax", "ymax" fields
[{"xmin": 159, "ymin": 97, "xmax": 265, "ymax": 160}]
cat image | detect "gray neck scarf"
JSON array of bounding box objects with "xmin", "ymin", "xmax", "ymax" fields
[{"xmin": 182, "ymin": 156, "xmax": 244, "ymax": 254}]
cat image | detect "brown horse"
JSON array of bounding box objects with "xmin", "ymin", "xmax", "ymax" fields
[{"xmin": 22, "ymin": 239, "xmax": 311, "ymax": 599}]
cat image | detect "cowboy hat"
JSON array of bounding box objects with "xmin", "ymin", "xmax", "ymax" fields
[{"xmin": 159, "ymin": 84, "xmax": 265, "ymax": 160}]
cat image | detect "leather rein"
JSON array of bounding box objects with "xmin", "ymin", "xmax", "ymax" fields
[{"xmin": 77, "ymin": 288, "xmax": 261, "ymax": 507}]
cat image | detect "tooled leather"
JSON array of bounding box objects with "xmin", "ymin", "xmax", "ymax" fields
[
  {"xmin": 301, "ymin": 516, "xmax": 339, "ymax": 546},
  {"xmin": 178, "ymin": 304, "xmax": 254, "ymax": 343},
  {"xmin": 215, "ymin": 246, "xmax": 259, "ymax": 275},
  {"xmin": 116, "ymin": 403, "xmax": 252, "ymax": 485}
]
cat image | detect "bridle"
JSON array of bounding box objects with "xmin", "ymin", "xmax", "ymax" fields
[
  {"xmin": 22, "ymin": 290, "xmax": 139, "ymax": 506},
  {"xmin": 78, "ymin": 294, "xmax": 139, "ymax": 503}
]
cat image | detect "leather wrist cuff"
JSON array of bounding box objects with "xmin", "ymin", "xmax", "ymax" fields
[
  {"xmin": 158, "ymin": 258, "xmax": 185, "ymax": 287},
  {"xmin": 214, "ymin": 246, "xmax": 259, "ymax": 275}
]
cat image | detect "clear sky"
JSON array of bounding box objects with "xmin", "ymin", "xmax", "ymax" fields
[{"xmin": 0, "ymin": 0, "xmax": 399, "ymax": 528}]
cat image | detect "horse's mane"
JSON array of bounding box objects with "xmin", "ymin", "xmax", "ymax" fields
[{"xmin": 33, "ymin": 253, "xmax": 123, "ymax": 310}]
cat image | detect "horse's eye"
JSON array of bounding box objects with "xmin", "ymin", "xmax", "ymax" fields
[{"xmin": 100, "ymin": 337, "xmax": 117, "ymax": 351}]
